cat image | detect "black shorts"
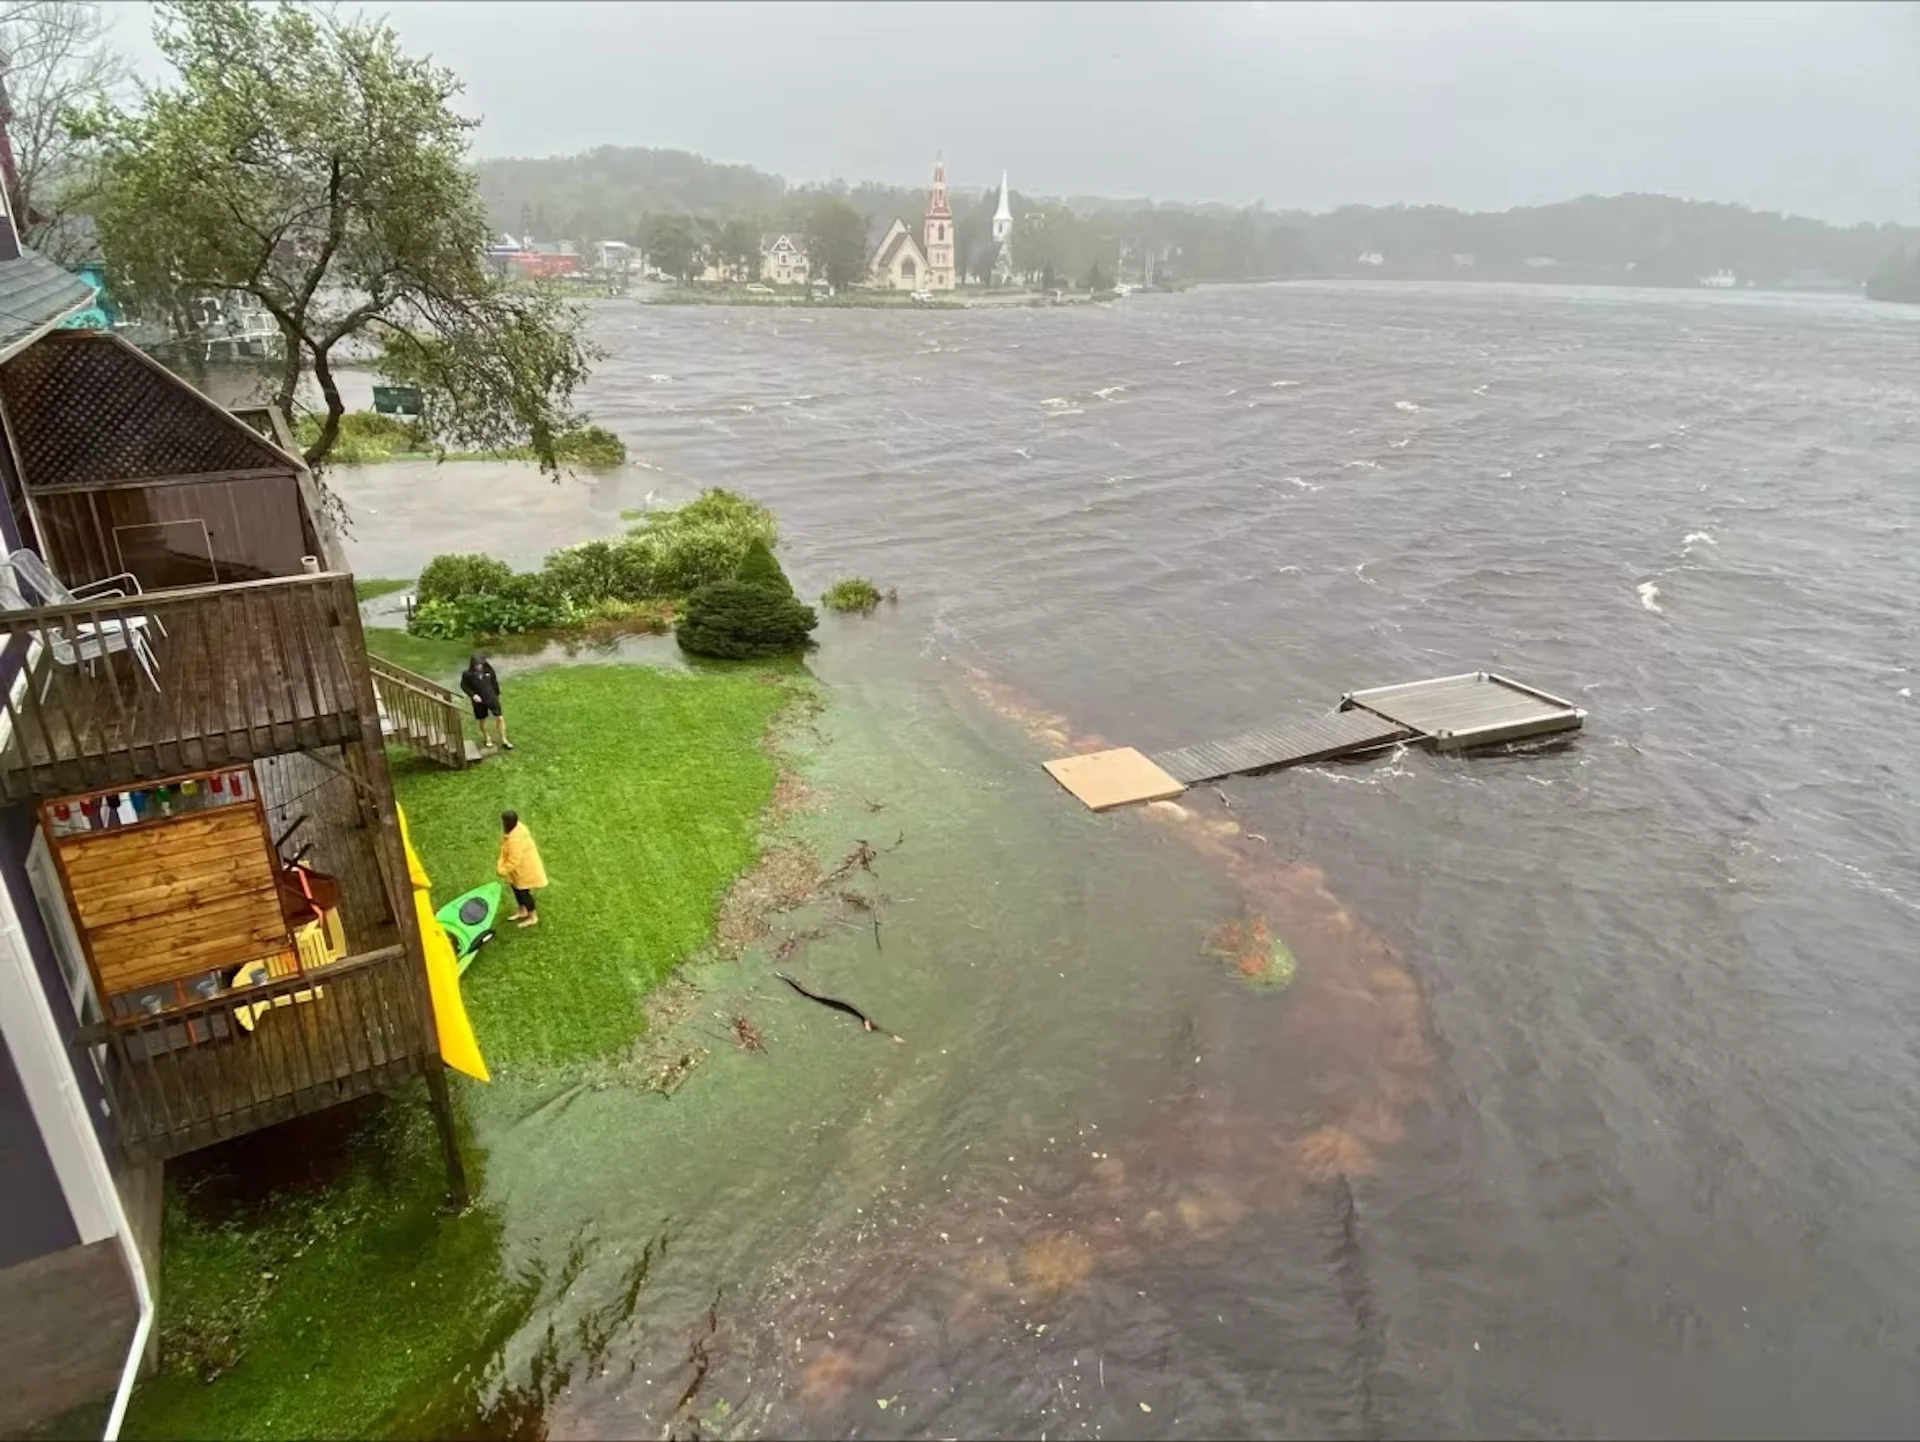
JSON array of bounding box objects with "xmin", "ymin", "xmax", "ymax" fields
[{"xmin": 471, "ymin": 698, "xmax": 501, "ymax": 720}]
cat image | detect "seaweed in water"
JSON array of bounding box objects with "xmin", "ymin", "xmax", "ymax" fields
[{"xmin": 775, "ymin": 971, "xmax": 904, "ymax": 1042}]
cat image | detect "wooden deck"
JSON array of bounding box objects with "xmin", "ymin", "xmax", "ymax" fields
[
  {"xmin": 1150, "ymin": 709, "xmax": 1413, "ymax": 785},
  {"xmin": 0, "ymin": 573, "xmax": 368, "ymax": 804},
  {"xmin": 79, "ymin": 945, "xmax": 433, "ymax": 1163}
]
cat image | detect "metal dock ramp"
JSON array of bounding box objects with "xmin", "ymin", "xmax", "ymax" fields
[{"xmin": 1044, "ymin": 670, "xmax": 1586, "ymax": 811}]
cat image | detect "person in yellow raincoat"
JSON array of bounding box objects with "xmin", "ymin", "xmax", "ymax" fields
[{"xmin": 498, "ymin": 809, "xmax": 549, "ymax": 927}]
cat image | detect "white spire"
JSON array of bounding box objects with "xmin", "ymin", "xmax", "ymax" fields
[{"xmin": 993, "ymin": 171, "xmax": 1012, "ymax": 225}]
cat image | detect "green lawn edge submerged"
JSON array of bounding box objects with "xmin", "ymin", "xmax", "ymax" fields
[{"xmin": 124, "ymin": 659, "xmax": 804, "ymax": 1439}]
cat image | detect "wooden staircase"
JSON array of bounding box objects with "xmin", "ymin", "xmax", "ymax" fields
[{"xmin": 368, "ymin": 655, "xmax": 479, "ymax": 769}]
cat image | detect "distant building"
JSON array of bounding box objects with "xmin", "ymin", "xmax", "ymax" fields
[
  {"xmin": 1451, "ymin": 253, "xmax": 1477, "ymax": 268},
  {"xmin": 870, "ymin": 157, "xmax": 957, "ymax": 291},
  {"xmin": 871, "ymin": 218, "xmax": 930, "ymax": 291},
  {"xmin": 760, "ymin": 233, "xmax": 809, "ymax": 286},
  {"xmin": 1522, "ymin": 255, "xmax": 1559, "ymax": 270},
  {"xmin": 1697, "ymin": 268, "xmax": 1737, "ymax": 288},
  {"xmin": 1357, "ymin": 251, "xmax": 1385, "ymax": 267}
]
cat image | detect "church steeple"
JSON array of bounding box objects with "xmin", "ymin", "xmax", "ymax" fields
[
  {"xmin": 922, "ymin": 155, "xmax": 954, "ymax": 291},
  {"xmin": 992, "ymin": 171, "xmax": 1012, "ymax": 242}
]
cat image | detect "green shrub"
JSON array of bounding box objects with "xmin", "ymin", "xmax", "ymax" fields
[
  {"xmin": 551, "ymin": 424, "xmax": 627, "ymax": 468},
  {"xmin": 409, "ymin": 578, "xmax": 570, "ymax": 639},
  {"xmin": 675, "ymin": 580, "xmax": 817, "ymax": 660},
  {"xmin": 624, "ymin": 490, "xmax": 778, "ymax": 596},
  {"xmin": 541, "ymin": 538, "xmax": 656, "ymax": 604},
  {"xmin": 292, "ymin": 410, "xmax": 423, "ymax": 463},
  {"xmin": 417, "ymin": 553, "xmax": 516, "ymax": 605},
  {"xmin": 734, "ymin": 537, "xmax": 793, "ymax": 596},
  {"xmin": 820, "ymin": 578, "xmax": 882, "ymax": 614}
]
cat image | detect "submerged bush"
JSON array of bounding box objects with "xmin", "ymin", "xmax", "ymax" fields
[
  {"xmin": 819, "ymin": 578, "xmax": 882, "ymax": 614},
  {"xmin": 675, "ymin": 580, "xmax": 817, "ymax": 660}
]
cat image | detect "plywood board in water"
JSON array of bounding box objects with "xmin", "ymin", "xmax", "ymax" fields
[{"xmin": 1043, "ymin": 748, "xmax": 1187, "ymax": 811}]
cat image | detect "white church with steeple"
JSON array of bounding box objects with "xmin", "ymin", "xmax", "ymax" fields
[
  {"xmin": 871, "ymin": 159, "xmax": 1014, "ymax": 292},
  {"xmin": 989, "ymin": 171, "xmax": 1014, "ymax": 285}
]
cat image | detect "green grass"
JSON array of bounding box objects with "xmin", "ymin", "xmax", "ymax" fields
[
  {"xmin": 124, "ymin": 1094, "xmax": 532, "ymax": 1441},
  {"xmin": 354, "ymin": 577, "xmax": 412, "ymax": 604},
  {"xmin": 363, "ymin": 627, "xmax": 475, "ymax": 684},
  {"xmin": 299, "ymin": 411, "xmax": 627, "ymax": 468},
  {"xmin": 394, "ymin": 663, "xmax": 795, "ymax": 1066}
]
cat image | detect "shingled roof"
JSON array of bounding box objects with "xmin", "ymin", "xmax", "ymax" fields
[{"xmin": 0, "ymin": 246, "xmax": 90, "ymax": 362}]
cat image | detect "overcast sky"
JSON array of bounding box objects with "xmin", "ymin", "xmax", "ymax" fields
[{"xmin": 105, "ymin": 0, "xmax": 1920, "ymax": 224}]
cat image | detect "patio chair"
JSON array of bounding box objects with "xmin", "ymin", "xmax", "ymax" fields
[
  {"xmin": 0, "ymin": 560, "xmax": 162, "ymax": 695},
  {"xmin": 7, "ymin": 547, "xmax": 167, "ymax": 637}
]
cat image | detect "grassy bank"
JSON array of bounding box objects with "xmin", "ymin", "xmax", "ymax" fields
[
  {"xmin": 124, "ymin": 658, "xmax": 806, "ymax": 1437},
  {"xmin": 124, "ymin": 1096, "xmax": 530, "ymax": 1441},
  {"xmin": 394, "ymin": 662, "xmax": 800, "ymax": 1066},
  {"xmin": 297, "ymin": 411, "xmax": 627, "ymax": 467}
]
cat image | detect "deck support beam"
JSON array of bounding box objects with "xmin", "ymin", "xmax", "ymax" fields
[{"xmin": 424, "ymin": 1064, "xmax": 468, "ymax": 1209}]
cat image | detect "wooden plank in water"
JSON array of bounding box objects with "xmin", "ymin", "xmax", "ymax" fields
[
  {"xmin": 1150, "ymin": 709, "xmax": 1412, "ymax": 785},
  {"xmin": 1044, "ymin": 747, "xmax": 1187, "ymax": 811}
]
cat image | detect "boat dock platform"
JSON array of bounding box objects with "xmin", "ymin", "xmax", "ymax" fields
[{"xmin": 1044, "ymin": 671, "xmax": 1586, "ymax": 811}]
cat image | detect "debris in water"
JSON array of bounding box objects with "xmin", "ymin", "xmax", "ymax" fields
[
  {"xmin": 776, "ymin": 971, "xmax": 904, "ymax": 1042},
  {"xmin": 729, "ymin": 1015, "xmax": 767, "ymax": 1053}
]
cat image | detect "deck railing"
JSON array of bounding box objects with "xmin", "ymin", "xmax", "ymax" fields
[
  {"xmin": 75, "ymin": 944, "xmax": 433, "ymax": 1163},
  {"xmin": 0, "ymin": 572, "xmax": 368, "ymax": 803},
  {"xmin": 369, "ymin": 654, "xmax": 470, "ymax": 770}
]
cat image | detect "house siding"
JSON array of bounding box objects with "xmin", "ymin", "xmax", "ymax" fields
[{"xmin": 0, "ymin": 1030, "xmax": 75, "ymax": 1268}]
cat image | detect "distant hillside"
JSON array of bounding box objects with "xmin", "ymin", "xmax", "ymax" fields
[{"xmin": 475, "ymin": 146, "xmax": 1920, "ymax": 291}]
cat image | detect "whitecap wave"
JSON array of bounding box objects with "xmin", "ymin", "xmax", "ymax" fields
[
  {"xmin": 1647, "ymin": 442, "xmax": 1665, "ymax": 451},
  {"xmin": 1285, "ymin": 476, "xmax": 1322, "ymax": 492},
  {"xmin": 1092, "ymin": 385, "xmax": 1129, "ymax": 400},
  {"xmin": 647, "ymin": 374, "xmax": 673, "ymax": 382},
  {"xmin": 1039, "ymin": 396, "xmax": 1073, "ymax": 410},
  {"xmin": 1637, "ymin": 581, "xmax": 1664, "ymax": 613},
  {"xmin": 1343, "ymin": 459, "xmax": 1381, "ymax": 470},
  {"xmin": 1681, "ymin": 530, "xmax": 1716, "ymax": 557},
  {"xmin": 1389, "ymin": 438, "xmax": 1411, "ymax": 449},
  {"xmin": 1394, "ymin": 400, "xmax": 1422, "ymax": 413},
  {"xmin": 1270, "ymin": 379, "xmax": 1301, "ymax": 388},
  {"xmin": 1472, "ymin": 383, "xmax": 1490, "ymax": 396}
]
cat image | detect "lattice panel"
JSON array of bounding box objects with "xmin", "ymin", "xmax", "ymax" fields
[{"xmin": 0, "ymin": 332, "xmax": 294, "ymax": 489}]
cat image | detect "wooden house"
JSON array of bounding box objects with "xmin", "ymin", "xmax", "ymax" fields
[{"xmin": 0, "ymin": 301, "xmax": 475, "ymax": 1428}]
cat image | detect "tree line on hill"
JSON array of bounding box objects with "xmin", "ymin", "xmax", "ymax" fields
[{"xmin": 475, "ymin": 145, "xmax": 1920, "ymax": 292}]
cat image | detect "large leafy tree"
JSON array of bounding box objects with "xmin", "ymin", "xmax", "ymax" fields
[
  {"xmin": 80, "ymin": 0, "xmax": 593, "ymax": 475},
  {"xmin": 714, "ymin": 216, "xmax": 760, "ymax": 283},
  {"xmin": 804, "ymin": 196, "xmax": 867, "ymax": 294},
  {"xmin": 641, "ymin": 211, "xmax": 699, "ymax": 281}
]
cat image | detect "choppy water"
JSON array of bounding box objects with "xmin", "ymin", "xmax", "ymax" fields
[{"xmin": 337, "ymin": 281, "xmax": 1920, "ymax": 1437}]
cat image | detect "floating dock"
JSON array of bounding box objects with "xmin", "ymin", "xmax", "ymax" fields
[{"xmin": 1045, "ymin": 671, "xmax": 1585, "ymax": 810}]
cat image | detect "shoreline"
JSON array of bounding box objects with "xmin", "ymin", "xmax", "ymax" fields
[{"xmin": 122, "ymin": 615, "xmax": 1434, "ymax": 1438}]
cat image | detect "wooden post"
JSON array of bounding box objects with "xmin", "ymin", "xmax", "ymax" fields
[
  {"xmin": 424, "ymin": 1063, "xmax": 468, "ymax": 1209},
  {"xmin": 331, "ymin": 577, "xmax": 468, "ymax": 1204}
]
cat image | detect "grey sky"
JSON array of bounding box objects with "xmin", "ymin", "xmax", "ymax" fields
[{"xmin": 105, "ymin": 1, "xmax": 1920, "ymax": 224}]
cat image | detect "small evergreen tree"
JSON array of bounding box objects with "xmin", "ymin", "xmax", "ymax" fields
[
  {"xmin": 733, "ymin": 536, "xmax": 794, "ymax": 596},
  {"xmin": 676, "ymin": 537, "xmax": 817, "ymax": 659}
]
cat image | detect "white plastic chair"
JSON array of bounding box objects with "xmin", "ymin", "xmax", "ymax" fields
[
  {"xmin": 0, "ymin": 559, "xmax": 161, "ymax": 695},
  {"xmin": 6, "ymin": 548, "xmax": 167, "ymax": 637}
]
